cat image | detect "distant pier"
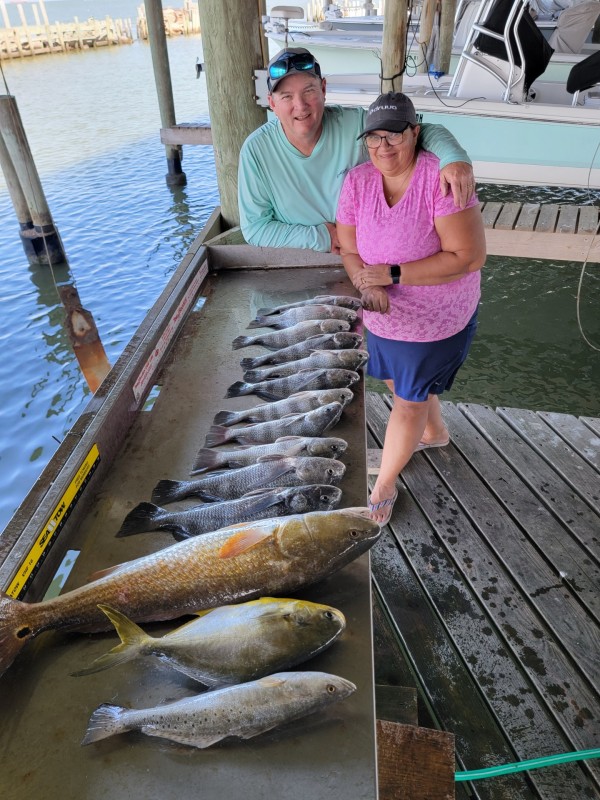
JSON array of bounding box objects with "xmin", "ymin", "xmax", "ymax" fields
[{"xmin": 0, "ymin": 0, "xmax": 201, "ymax": 60}]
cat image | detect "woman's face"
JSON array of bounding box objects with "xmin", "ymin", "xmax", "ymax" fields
[{"xmin": 366, "ymin": 125, "xmax": 420, "ymax": 174}]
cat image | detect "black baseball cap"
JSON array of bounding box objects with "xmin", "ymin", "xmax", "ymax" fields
[{"xmin": 358, "ymin": 92, "xmax": 418, "ymax": 138}]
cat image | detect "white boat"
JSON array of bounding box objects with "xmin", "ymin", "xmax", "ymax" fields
[
  {"xmin": 265, "ymin": 1, "xmax": 600, "ymax": 82},
  {"xmin": 258, "ymin": 0, "xmax": 600, "ymax": 189}
]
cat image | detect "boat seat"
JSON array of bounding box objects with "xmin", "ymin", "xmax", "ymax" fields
[{"xmin": 566, "ymin": 48, "xmax": 600, "ymax": 104}]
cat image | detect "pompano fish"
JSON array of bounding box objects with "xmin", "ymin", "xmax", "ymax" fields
[
  {"xmin": 232, "ymin": 319, "xmax": 350, "ymax": 351},
  {"xmin": 82, "ymin": 671, "xmax": 356, "ymax": 749},
  {"xmin": 239, "ymin": 332, "xmax": 364, "ymax": 370},
  {"xmin": 0, "ymin": 508, "xmax": 381, "ymax": 677},
  {"xmin": 116, "ymin": 485, "xmax": 343, "ymax": 540},
  {"xmin": 204, "ymin": 402, "xmax": 343, "ymax": 448},
  {"xmin": 154, "ymin": 457, "xmax": 346, "ymax": 504},
  {"xmin": 243, "ymin": 350, "xmax": 369, "ymax": 384},
  {"xmin": 191, "ymin": 436, "xmax": 348, "ymax": 474},
  {"xmin": 213, "ymin": 389, "xmax": 354, "ymax": 427},
  {"xmin": 248, "ymin": 304, "xmax": 358, "ymax": 330},
  {"xmin": 256, "ymin": 295, "xmax": 362, "ymax": 315},
  {"xmin": 73, "ymin": 598, "xmax": 346, "ymax": 685},
  {"xmin": 227, "ymin": 368, "xmax": 360, "ymax": 402}
]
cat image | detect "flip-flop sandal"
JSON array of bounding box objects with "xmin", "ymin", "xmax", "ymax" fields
[
  {"xmin": 368, "ymin": 488, "xmax": 398, "ymax": 526},
  {"xmin": 415, "ymin": 437, "xmax": 450, "ymax": 452}
]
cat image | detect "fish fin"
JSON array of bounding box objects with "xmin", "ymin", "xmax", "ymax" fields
[
  {"xmin": 218, "ymin": 529, "xmax": 274, "ymax": 559},
  {"xmin": 226, "ymin": 381, "xmax": 252, "ymax": 398},
  {"xmin": 255, "ymin": 454, "xmax": 287, "ymax": 462},
  {"xmin": 256, "ymin": 674, "xmax": 287, "ymax": 688},
  {"xmin": 81, "ymin": 703, "xmax": 129, "ymax": 745},
  {"xmin": 212, "ymin": 409, "xmax": 239, "ymax": 426},
  {"xmin": 204, "ymin": 425, "xmax": 231, "ymax": 448},
  {"xmin": 246, "ymin": 315, "xmax": 272, "ymax": 329},
  {"xmin": 116, "ymin": 502, "xmax": 166, "ymax": 538},
  {"xmin": 0, "ymin": 593, "xmax": 33, "ymax": 678},
  {"xmin": 231, "ymin": 335, "xmax": 254, "ymax": 350},
  {"xmin": 71, "ymin": 604, "xmax": 151, "ymax": 676},
  {"xmin": 255, "ymin": 306, "xmax": 276, "ymax": 316},
  {"xmin": 151, "ymin": 479, "xmax": 189, "ymax": 504},
  {"xmin": 196, "ymin": 492, "xmax": 222, "ymax": 503},
  {"xmin": 240, "ymin": 487, "xmax": 282, "ymax": 498},
  {"xmin": 254, "ymin": 389, "xmax": 284, "ymax": 402},
  {"xmin": 86, "ymin": 562, "xmax": 132, "ymax": 582},
  {"xmin": 144, "ymin": 727, "xmax": 226, "ymax": 749}
]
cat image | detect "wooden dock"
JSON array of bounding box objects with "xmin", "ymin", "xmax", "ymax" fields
[{"xmin": 367, "ymin": 391, "xmax": 600, "ymax": 800}]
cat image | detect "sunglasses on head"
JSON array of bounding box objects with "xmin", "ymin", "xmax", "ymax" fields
[{"xmin": 268, "ymin": 52, "xmax": 322, "ymax": 83}]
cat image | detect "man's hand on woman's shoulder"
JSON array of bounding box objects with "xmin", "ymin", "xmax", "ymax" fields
[{"xmin": 439, "ymin": 162, "xmax": 476, "ymax": 209}]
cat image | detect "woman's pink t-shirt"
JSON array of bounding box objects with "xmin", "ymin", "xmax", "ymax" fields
[{"xmin": 336, "ymin": 150, "xmax": 481, "ymax": 342}]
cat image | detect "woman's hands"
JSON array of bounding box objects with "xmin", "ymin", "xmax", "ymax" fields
[
  {"xmin": 355, "ymin": 264, "xmax": 394, "ymax": 291},
  {"xmin": 361, "ymin": 286, "xmax": 390, "ymax": 314}
]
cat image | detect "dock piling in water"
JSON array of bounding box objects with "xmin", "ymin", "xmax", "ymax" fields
[{"xmin": 0, "ymin": 94, "xmax": 66, "ymax": 265}]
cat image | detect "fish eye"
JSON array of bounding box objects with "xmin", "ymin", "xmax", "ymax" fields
[
  {"xmin": 326, "ymin": 684, "xmax": 337, "ymax": 694},
  {"xmin": 320, "ymin": 494, "xmax": 329, "ymax": 502},
  {"xmin": 327, "ymin": 468, "xmax": 334, "ymax": 475},
  {"xmin": 324, "ymin": 610, "xmax": 335, "ymax": 620},
  {"xmin": 349, "ymin": 529, "xmax": 359, "ymax": 538}
]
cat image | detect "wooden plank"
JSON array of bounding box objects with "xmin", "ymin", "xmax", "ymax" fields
[
  {"xmin": 367, "ymin": 446, "xmax": 381, "ymax": 474},
  {"xmin": 581, "ymin": 416, "xmax": 600, "ymax": 437},
  {"xmin": 481, "ymin": 201, "xmax": 503, "ymax": 228},
  {"xmin": 537, "ymin": 411, "xmax": 600, "ymax": 473},
  {"xmin": 515, "ymin": 203, "xmax": 540, "ymax": 232},
  {"xmin": 376, "ymin": 720, "xmax": 455, "ymax": 800},
  {"xmin": 557, "ymin": 205, "xmax": 578, "ymax": 234},
  {"xmin": 497, "ymin": 407, "xmax": 600, "ymax": 515},
  {"xmin": 375, "ymin": 685, "xmax": 419, "ymax": 726},
  {"xmin": 577, "ymin": 206, "xmax": 599, "ymax": 235},
  {"xmin": 439, "ymin": 403, "xmax": 600, "ymax": 615},
  {"xmin": 494, "ymin": 202, "xmax": 521, "ymax": 230},
  {"xmin": 535, "ymin": 204, "xmax": 560, "ymax": 233},
  {"xmin": 483, "ymin": 228, "xmax": 600, "ymax": 262},
  {"xmin": 160, "ymin": 123, "xmax": 213, "ymax": 146},
  {"xmin": 457, "ymin": 403, "xmax": 600, "ymax": 574}
]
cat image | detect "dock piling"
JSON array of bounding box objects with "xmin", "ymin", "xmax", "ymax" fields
[
  {"xmin": 0, "ymin": 95, "xmax": 67, "ymax": 265},
  {"xmin": 143, "ymin": 0, "xmax": 186, "ymax": 187}
]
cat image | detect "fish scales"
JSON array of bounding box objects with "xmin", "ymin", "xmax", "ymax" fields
[
  {"xmin": 191, "ymin": 436, "xmax": 348, "ymax": 474},
  {"xmin": 204, "ymin": 402, "xmax": 343, "ymax": 447},
  {"xmin": 226, "ymin": 368, "xmax": 360, "ymax": 402},
  {"xmin": 213, "ymin": 389, "xmax": 354, "ymax": 427},
  {"xmin": 248, "ymin": 305, "xmax": 358, "ymax": 329},
  {"xmin": 232, "ymin": 319, "xmax": 351, "ymax": 351},
  {"xmin": 0, "ymin": 509, "xmax": 381, "ymax": 676},
  {"xmin": 239, "ymin": 332, "xmax": 364, "ymax": 370},
  {"xmin": 117, "ymin": 485, "xmax": 343, "ymax": 540},
  {"xmin": 243, "ymin": 350, "xmax": 369, "ymax": 384},
  {"xmin": 153, "ymin": 457, "xmax": 346, "ymax": 503},
  {"xmin": 82, "ymin": 671, "xmax": 357, "ymax": 748}
]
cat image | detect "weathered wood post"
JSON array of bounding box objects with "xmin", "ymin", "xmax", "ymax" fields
[
  {"xmin": 144, "ymin": 0, "xmax": 186, "ymax": 186},
  {"xmin": 0, "ymin": 95, "xmax": 67, "ymax": 265},
  {"xmin": 197, "ymin": 0, "xmax": 267, "ymax": 228},
  {"xmin": 417, "ymin": 0, "xmax": 436, "ymax": 73},
  {"xmin": 437, "ymin": 0, "xmax": 457, "ymax": 75},
  {"xmin": 381, "ymin": 0, "xmax": 408, "ymax": 93},
  {"xmin": 0, "ymin": 132, "xmax": 37, "ymax": 259}
]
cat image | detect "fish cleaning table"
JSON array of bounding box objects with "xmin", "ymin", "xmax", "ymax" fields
[{"xmin": 0, "ymin": 264, "xmax": 378, "ymax": 800}]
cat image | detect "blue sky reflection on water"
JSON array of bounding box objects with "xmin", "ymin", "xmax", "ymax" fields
[{"xmin": 0, "ymin": 12, "xmax": 599, "ymax": 532}]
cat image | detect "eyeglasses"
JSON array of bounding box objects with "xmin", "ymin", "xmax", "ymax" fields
[
  {"xmin": 364, "ymin": 130, "xmax": 409, "ymax": 148},
  {"xmin": 268, "ymin": 53, "xmax": 322, "ymax": 84}
]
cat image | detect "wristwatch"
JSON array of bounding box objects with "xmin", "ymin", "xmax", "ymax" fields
[{"xmin": 390, "ymin": 264, "xmax": 402, "ymax": 284}]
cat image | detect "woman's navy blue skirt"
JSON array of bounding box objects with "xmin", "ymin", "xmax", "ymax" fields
[{"xmin": 366, "ymin": 309, "xmax": 478, "ymax": 402}]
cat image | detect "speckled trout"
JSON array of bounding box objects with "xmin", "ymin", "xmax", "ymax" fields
[
  {"xmin": 256, "ymin": 295, "xmax": 362, "ymax": 316},
  {"xmin": 248, "ymin": 304, "xmax": 358, "ymax": 330},
  {"xmin": 73, "ymin": 598, "xmax": 346, "ymax": 685},
  {"xmin": 0, "ymin": 508, "xmax": 380, "ymax": 677},
  {"xmin": 243, "ymin": 350, "xmax": 369, "ymax": 384},
  {"xmin": 239, "ymin": 332, "xmax": 364, "ymax": 370},
  {"xmin": 232, "ymin": 319, "xmax": 351, "ymax": 351},
  {"xmin": 82, "ymin": 671, "xmax": 356, "ymax": 749},
  {"xmin": 213, "ymin": 389, "xmax": 354, "ymax": 427}
]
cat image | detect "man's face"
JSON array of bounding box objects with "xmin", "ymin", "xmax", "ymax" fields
[{"xmin": 268, "ymin": 73, "xmax": 327, "ymax": 142}]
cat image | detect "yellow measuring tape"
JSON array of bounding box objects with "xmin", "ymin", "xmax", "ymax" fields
[{"xmin": 7, "ymin": 443, "xmax": 100, "ymax": 599}]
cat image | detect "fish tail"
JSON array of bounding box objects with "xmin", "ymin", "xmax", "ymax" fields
[
  {"xmin": 246, "ymin": 316, "xmax": 269, "ymax": 329},
  {"xmin": 226, "ymin": 381, "xmax": 253, "ymax": 398},
  {"xmin": 239, "ymin": 356, "xmax": 260, "ymax": 370},
  {"xmin": 151, "ymin": 479, "xmax": 191, "ymax": 504},
  {"xmin": 115, "ymin": 502, "xmax": 167, "ymax": 538},
  {"xmin": 191, "ymin": 448, "xmax": 223, "ymax": 473},
  {"xmin": 242, "ymin": 369, "xmax": 261, "ymax": 383},
  {"xmin": 213, "ymin": 409, "xmax": 239, "ymax": 426},
  {"xmin": 255, "ymin": 307, "xmax": 275, "ymax": 316},
  {"xmin": 0, "ymin": 593, "xmax": 34, "ymax": 678},
  {"xmin": 81, "ymin": 703, "xmax": 130, "ymax": 745},
  {"xmin": 204, "ymin": 425, "xmax": 232, "ymax": 448},
  {"xmin": 72, "ymin": 605, "xmax": 150, "ymax": 676},
  {"xmin": 232, "ymin": 335, "xmax": 254, "ymax": 350}
]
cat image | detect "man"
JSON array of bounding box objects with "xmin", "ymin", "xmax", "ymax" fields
[
  {"xmin": 238, "ymin": 47, "xmax": 476, "ymax": 254},
  {"xmin": 530, "ymin": 0, "xmax": 599, "ymax": 52}
]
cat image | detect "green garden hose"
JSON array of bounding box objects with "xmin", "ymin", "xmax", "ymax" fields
[{"xmin": 455, "ymin": 748, "xmax": 600, "ymax": 782}]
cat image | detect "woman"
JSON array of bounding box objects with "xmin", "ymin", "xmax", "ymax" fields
[{"xmin": 336, "ymin": 92, "xmax": 486, "ymax": 525}]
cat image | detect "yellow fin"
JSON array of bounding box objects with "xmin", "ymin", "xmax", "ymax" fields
[{"xmin": 218, "ymin": 528, "xmax": 274, "ymax": 559}]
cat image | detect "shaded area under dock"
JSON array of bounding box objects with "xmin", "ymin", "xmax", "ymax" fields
[{"xmin": 368, "ymin": 391, "xmax": 600, "ymax": 800}]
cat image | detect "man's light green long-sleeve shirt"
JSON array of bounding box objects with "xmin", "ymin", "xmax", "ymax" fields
[{"xmin": 238, "ymin": 105, "xmax": 471, "ymax": 252}]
